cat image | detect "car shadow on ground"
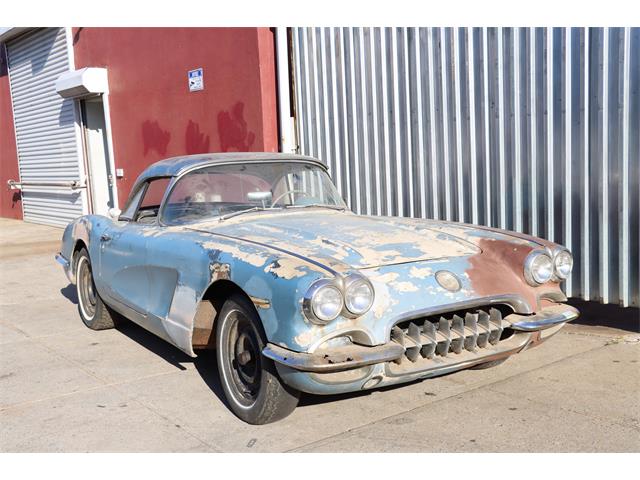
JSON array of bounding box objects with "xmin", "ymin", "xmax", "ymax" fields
[
  {"xmin": 115, "ymin": 320, "xmax": 192, "ymax": 371},
  {"xmin": 568, "ymin": 299, "xmax": 639, "ymax": 333},
  {"xmin": 58, "ymin": 284, "xmax": 637, "ymax": 415},
  {"xmin": 115, "ymin": 316, "xmax": 422, "ymax": 410},
  {"xmin": 297, "ymin": 376, "xmax": 435, "ymax": 407},
  {"xmin": 60, "ymin": 284, "xmax": 78, "ymax": 304},
  {"xmin": 58, "ymin": 284, "xmax": 419, "ymax": 412},
  {"xmin": 115, "ymin": 317, "xmax": 240, "ymax": 412},
  {"xmin": 60, "ymin": 283, "xmax": 235, "ymax": 412}
]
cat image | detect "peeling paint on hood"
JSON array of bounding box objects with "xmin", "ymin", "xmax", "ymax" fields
[{"xmin": 187, "ymin": 210, "xmax": 481, "ymax": 270}]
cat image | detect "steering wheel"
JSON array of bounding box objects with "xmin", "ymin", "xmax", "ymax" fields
[
  {"xmin": 136, "ymin": 209, "xmax": 158, "ymax": 223},
  {"xmin": 270, "ymin": 189, "xmax": 311, "ymax": 206}
]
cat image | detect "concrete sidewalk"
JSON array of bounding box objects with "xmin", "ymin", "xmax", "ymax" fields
[{"xmin": 0, "ymin": 218, "xmax": 638, "ymax": 452}]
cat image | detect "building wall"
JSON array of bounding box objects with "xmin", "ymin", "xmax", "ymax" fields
[
  {"xmin": 0, "ymin": 45, "xmax": 22, "ymax": 219},
  {"xmin": 292, "ymin": 27, "xmax": 640, "ymax": 307},
  {"xmin": 72, "ymin": 27, "xmax": 279, "ymax": 207}
]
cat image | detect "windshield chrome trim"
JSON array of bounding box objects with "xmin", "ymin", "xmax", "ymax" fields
[
  {"xmin": 157, "ymin": 159, "xmax": 341, "ymax": 227},
  {"xmin": 218, "ymin": 206, "xmax": 266, "ymax": 222},
  {"xmin": 283, "ymin": 203, "xmax": 347, "ymax": 212}
]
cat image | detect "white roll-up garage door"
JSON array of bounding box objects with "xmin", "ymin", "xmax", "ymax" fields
[{"xmin": 6, "ymin": 28, "xmax": 84, "ymax": 227}]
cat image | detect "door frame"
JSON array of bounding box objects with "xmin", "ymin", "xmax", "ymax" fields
[
  {"xmin": 78, "ymin": 95, "xmax": 118, "ymax": 214},
  {"xmin": 64, "ymin": 27, "xmax": 119, "ymax": 214}
]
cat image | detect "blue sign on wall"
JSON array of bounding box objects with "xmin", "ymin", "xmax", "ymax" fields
[{"xmin": 188, "ymin": 68, "xmax": 204, "ymax": 92}]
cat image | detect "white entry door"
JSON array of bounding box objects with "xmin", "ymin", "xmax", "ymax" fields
[{"xmin": 80, "ymin": 96, "xmax": 115, "ymax": 215}]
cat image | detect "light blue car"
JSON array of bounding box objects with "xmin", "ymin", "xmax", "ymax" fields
[{"xmin": 56, "ymin": 153, "xmax": 578, "ymax": 424}]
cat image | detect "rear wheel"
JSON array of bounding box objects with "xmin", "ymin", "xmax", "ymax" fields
[
  {"xmin": 75, "ymin": 248, "xmax": 116, "ymax": 330},
  {"xmin": 216, "ymin": 293, "xmax": 299, "ymax": 424}
]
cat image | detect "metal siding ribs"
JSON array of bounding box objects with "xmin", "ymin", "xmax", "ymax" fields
[
  {"xmin": 6, "ymin": 27, "xmax": 84, "ymax": 227},
  {"xmin": 291, "ymin": 27, "xmax": 640, "ymax": 307}
]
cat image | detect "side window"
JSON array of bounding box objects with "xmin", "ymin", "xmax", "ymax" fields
[
  {"xmin": 119, "ymin": 186, "xmax": 145, "ymax": 221},
  {"xmin": 140, "ymin": 178, "xmax": 170, "ymax": 209},
  {"xmin": 120, "ymin": 177, "xmax": 170, "ymax": 224},
  {"xmin": 135, "ymin": 177, "xmax": 171, "ymax": 224}
]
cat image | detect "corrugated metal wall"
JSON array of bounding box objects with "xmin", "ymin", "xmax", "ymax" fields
[
  {"xmin": 291, "ymin": 27, "xmax": 639, "ymax": 307},
  {"xmin": 6, "ymin": 27, "xmax": 84, "ymax": 227}
]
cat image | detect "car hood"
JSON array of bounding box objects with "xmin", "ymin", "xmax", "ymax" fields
[{"xmin": 187, "ymin": 210, "xmax": 482, "ymax": 272}]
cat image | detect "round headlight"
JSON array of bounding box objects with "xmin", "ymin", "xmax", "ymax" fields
[
  {"xmin": 525, "ymin": 251, "xmax": 554, "ymax": 285},
  {"xmin": 310, "ymin": 283, "xmax": 343, "ymax": 323},
  {"xmin": 344, "ymin": 277, "xmax": 374, "ymax": 316},
  {"xmin": 554, "ymin": 250, "xmax": 573, "ymax": 279}
]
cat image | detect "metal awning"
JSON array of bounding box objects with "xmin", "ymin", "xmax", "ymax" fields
[
  {"xmin": 55, "ymin": 67, "xmax": 109, "ymax": 98},
  {"xmin": 0, "ymin": 27, "xmax": 35, "ymax": 43}
]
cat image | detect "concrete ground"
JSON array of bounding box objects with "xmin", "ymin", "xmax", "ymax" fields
[{"xmin": 0, "ymin": 217, "xmax": 638, "ymax": 452}]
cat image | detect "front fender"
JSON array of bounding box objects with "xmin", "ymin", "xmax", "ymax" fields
[
  {"xmin": 196, "ymin": 235, "xmax": 342, "ymax": 352},
  {"xmin": 141, "ymin": 229, "xmax": 335, "ymax": 357}
]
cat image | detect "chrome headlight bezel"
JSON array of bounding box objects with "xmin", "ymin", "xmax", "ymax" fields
[
  {"xmin": 524, "ymin": 250, "xmax": 554, "ymax": 286},
  {"xmin": 552, "ymin": 248, "xmax": 573, "ymax": 280},
  {"xmin": 342, "ymin": 274, "xmax": 375, "ymax": 318},
  {"xmin": 302, "ymin": 279, "xmax": 344, "ymax": 324},
  {"xmin": 303, "ymin": 274, "xmax": 375, "ymax": 324}
]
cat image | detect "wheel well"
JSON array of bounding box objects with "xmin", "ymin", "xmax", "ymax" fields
[
  {"xmin": 192, "ymin": 279, "xmax": 254, "ymax": 350},
  {"xmin": 73, "ymin": 240, "xmax": 87, "ymax": 260},
  {"xmin": 67, "ymin": 240, "xmax": 88, "ymax": 281}
]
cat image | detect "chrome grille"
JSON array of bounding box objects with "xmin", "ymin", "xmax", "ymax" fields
[{"xmin": 390, "ymin": 307, "xmax": 511, "ymax": 364}]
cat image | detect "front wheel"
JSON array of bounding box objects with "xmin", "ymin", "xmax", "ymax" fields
[{"xmin": 216, "ymin": 294, "xmax": 299, "ymax": 424}]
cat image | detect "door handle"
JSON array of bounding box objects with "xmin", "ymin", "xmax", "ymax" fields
[{"xmin": 100, "ymin": 233, "xmax": 112, "ymax": 242}]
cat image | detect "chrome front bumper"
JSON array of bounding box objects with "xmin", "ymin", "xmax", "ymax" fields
[
  {"xmin": 507, "ymin": 304, "xmax": 579, "ymax": 331},
  {"xmin": 263, "ymin": 303, "xmax": 579, "ymax": 373},
  {"xmin": 263, "ymin": 342, "xmax": 406, "ymax": 373}
]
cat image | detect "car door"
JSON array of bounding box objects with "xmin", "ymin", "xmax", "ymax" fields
[{"xmin": 98, "ymin": 177, "xmax": 170, "ymax": 317}]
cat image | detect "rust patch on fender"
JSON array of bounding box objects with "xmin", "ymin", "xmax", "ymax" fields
[
  {"xmin": 209, "ymin": 262, "xmax": 231, "ymax": 280},
  {"xmin": 467, "ymin": 239, "xmax": 562, "ymax": 311},
  {"xmin": 249, "ymin": 296, "xmax": 271, "ymax": 309}
]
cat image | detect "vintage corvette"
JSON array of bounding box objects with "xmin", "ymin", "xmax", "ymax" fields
[{"xmin": 56, "ymin": 153, "xmax": 578, "ymax": 424}]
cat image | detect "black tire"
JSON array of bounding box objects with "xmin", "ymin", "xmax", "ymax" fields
[
  {"xmin": 75, "ymin": 248, "xmax": 116, "ymax": 330},
  {"xmin": 470, "ymin": 358, "xmax": 508, "ymax": 370},
  {"xmin": 216, "ymin": 293, "xmax": 300, "ymax": 424}
]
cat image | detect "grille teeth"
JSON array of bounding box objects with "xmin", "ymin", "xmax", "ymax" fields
[
  {"xmin": 421, "ymin": 320, "xmax": 437, "ymax": 359},
  {"xmin": 405, "ymin": 323, "xmax": 422, "ymax": 362},
  {"xmin": 489, "ymin": 308, "xmax": 504, "ymax": 345},
  {"xmin": 451, "ymin": 315, "xmax": 465, "ymax": 354},
  {"xmin": 476, "ymin": 310, "xmax": 491, "ymax": 348},
  {"xmin": 436, "ymin": 317, "xmax": 450, "ymax": 356},
  {"xmin": 391, "ymin": 326, "xmax": 405, "ymax": 364},
  {"xmin": 391, "ymin": 308, "xmax": 506, "ymax": 361},
  {"xmin": 463, "ymin": 312, "xmax": 478, "ymax": 352}
]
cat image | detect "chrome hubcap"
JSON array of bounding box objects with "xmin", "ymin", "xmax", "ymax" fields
[
  {"xmin": 226, "ymin": 310, "xmax": 261, "ymax": 405},
  {"xmin": 77, "ymin": 257, "xmax": 97, "ymax": 319}
]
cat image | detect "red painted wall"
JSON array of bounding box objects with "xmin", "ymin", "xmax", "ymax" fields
[
  {"xmin": 72, "ymin": 27, "xmax": 279, "ymax": 207},
  {"xmin": 0, "ymin": 46, "xmax": 22, "ymax": 219}
]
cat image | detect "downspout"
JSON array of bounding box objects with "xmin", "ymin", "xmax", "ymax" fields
[{"xmin": 275, "ymin": 27, "xmax": 297, "ymax": 153}]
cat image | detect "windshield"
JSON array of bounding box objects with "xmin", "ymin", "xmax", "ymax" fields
[{"xmin": 161, "ymin": 161, "xmax": 347, "ymax": 225}]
